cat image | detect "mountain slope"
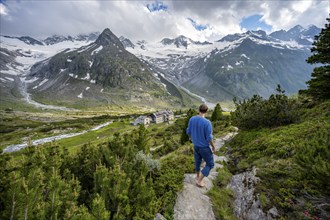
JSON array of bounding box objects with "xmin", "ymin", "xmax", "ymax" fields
[
  {"xmin": 43, "ymin": 32, "xmax": 99, "ymax": 45},
  {"xmin": 183, "ymin": 37, "xmax": 313, "ymax": 101},
  {"xmin": 24, "ymin": 29, "xmax": 198, "ymax": 109},
  {"xmin": 119, "ymin": 36, "xmax": 135, "ymax": 49},
  {"xmin": 270, "ymin": 25, "xmax": 321, "ymax": 45},
  {"xmin": 0, "ymin": 34, "xmax": 99, "ymax": 111},
  {"xmin": 160, "ymin": 35, "xmax": 212, "ymax": 49},
  {"xmin": 127, "ymin": 27, "xmax": 319, "ymax": 102}
]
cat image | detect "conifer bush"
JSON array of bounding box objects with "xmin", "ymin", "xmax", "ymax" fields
[
  {"xmin": 0, "ymin": 121, "xmax": 194, "ymax": 219},
  {"xmin": 226, "ymin": 100, "xmax": 330, "ymax": 219},
  {"xmin": 231, "ymin": 85, "xmax": 298, "ymax": 129},
  {"xmin": 211, "ymin": 103, "xmax": 223, "ymax": 122},
  {"xmin": 180, "ymin": 108, "xmax": 196, "ymax": 144}
]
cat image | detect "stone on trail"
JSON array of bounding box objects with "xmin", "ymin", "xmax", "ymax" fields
[{"xmin": 173, "ymin": 174, "xmax": 215, "ymax": 220}]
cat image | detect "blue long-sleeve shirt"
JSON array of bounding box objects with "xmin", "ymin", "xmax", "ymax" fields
[{"xmin": 186, "ymin": 116, "xmax": 213, "ymax": 148}]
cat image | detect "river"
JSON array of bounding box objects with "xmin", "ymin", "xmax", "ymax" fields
[
  {"xmin": 2, "ymin": 121, "xmax": 112, "ymax": 153},
  {"xmin": 19, "ymin": 76, "xmax": 78, "ymax": 111},
  {"xmin": 179, "ymin": 86, "xmax": 216, "ymax": 109}
]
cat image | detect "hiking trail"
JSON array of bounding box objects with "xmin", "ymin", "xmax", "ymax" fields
[{"xmin": 173, "ymin": 131, "xmax": 238, "ymax": 220}]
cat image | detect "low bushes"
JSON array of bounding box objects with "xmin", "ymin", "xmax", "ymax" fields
[{"xmin": 231, "ymin": 85, "xmax": 299, "ymax": 130}]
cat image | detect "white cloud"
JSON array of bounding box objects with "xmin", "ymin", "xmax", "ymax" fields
[
  {"xmin": 261, "ymin": 0, "xmax": 328, "ymax": 31},
  {"xmin": 0, "ymin": 3, "xmax": 8, "ymax": 16},
  {"xmin": 292, "ymin": 1, "xmax": 312, "ymax": 13},
  {"xmin": 0, "ymin": 0, "xmax": 328, "ymax": 42}
]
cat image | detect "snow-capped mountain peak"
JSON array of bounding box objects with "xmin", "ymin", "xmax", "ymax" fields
[
  {"xmin": 95, "ymin": 28, "xmax": 124, "ymax": 48},
  {"xmin": 119, "ymin": 36, "xmax": 135, "ymax": 49},
  {"xmin": 270, "ymin": 25, "xmax": 321, "ymax": 45},
  {"xmin": 43, "ymin": 32, "xmax": 99, "ymax": 45},
  {"xmin": 160, "ymin": 35, "xmax": 212, "ymax": 49}
]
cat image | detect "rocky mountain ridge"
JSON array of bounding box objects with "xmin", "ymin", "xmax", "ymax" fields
[
  {"xmin": 270, "ymin": 25, "xmax": 320, "ymax": 45},
  {"xmin": 160, "ymin": 35, "xmax": 212, "ymax": 49},
  {"xmin": 126, "ymin": 25, "xmax": 320, "ymax": 101}
]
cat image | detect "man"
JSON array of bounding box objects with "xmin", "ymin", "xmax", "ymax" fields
[{"xmin": 186, "ymin": 104, "xmax": 215, "ymax": 187}]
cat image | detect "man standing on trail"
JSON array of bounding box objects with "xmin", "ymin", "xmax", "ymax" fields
[{"xmin": 186, "ymin": 104, "xmax": 215, "ymax": 187}]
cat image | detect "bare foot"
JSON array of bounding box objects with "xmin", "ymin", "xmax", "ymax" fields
[{"xmin": 195, "ymin": 179, "xmax": 205, "ymax": 187}]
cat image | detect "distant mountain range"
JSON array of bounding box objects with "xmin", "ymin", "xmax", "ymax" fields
[
  {"xmin": 1, "ymin": 32, "xmax": 100, "ymax": 46},
  {"xmin": 270, "ymin": 25, "xmax": 320, "ymax": 45},
  {"xmin": 160, "ymin": 35, "xmax": 212, "ymax": 48},
  {"xmin": 0, "ymin": 30, "xmax": 199, "ymax": 110},
  {"xmin": 0, "ymin": 25, "xmax": 321, "ymax": 110},
  {"xmin": 125, "ymin": 25, "xmax": 321, "ymax": 101}
]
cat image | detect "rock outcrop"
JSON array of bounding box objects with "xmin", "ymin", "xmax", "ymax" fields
[{"xmin": 228, "ymin": 167, "xmax": 279, "ymax": 220}]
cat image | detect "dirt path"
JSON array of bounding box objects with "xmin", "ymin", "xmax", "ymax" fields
[{"xmin": 173, "ymin": 131, "xmax": 238, "ymax": 220}]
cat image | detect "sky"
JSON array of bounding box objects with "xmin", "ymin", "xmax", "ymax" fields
[{"xmin": 0, "ymin": 0, "xmax": 329, "ymax": 42}]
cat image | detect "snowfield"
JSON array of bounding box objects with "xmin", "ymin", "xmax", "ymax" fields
[{"xmin": 0, "ymin": 36, "xmax": 93, "ymax": 76}]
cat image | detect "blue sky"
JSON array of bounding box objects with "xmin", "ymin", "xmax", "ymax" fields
[
  {"xmin": 240, "ymin": 14, "xmax": 273, "ymax": 32},
  {"xmin": 0, "ymin": 0, "xmax": 328, "ymax": 42},
  {"xmin": 146, "ymin": 1, "xmax": 168, "ymax": 12},
  {"xmin": 187, "ymin": 18, "xmax": 208, "ymax": 31}
]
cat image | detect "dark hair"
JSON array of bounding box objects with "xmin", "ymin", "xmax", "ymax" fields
[{"xmin": 199, "ymin": 104, "xmax": 208, "ymax": 113}]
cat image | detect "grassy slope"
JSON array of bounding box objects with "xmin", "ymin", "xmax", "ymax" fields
[
  {"xmin": 0, "ymin": 112, "xmax": 137, "ymax": 151},
  {"xmin": 221, "ymin": 101, "xmax": 330, "ymax": 219}
]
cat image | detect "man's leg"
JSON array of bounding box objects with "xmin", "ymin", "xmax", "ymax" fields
[
  {"xmin": 197, "ymin": 147, "xmax": 214, "ymax": 186},
  {"xmin": 194, "ymin": 147, "xmax": 202, "ymax": 179}
]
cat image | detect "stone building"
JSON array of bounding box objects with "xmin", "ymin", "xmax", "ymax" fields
[
  {"xmin": 131, "ymin": 116, "xmax": 151, "ymax": 126},
  {"xmin": 150, "ymin": 110, "xmax": 174, "ymax": 124}
]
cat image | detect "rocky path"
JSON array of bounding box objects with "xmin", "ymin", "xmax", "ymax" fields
[{"xmin": 173, "ymin": 131, "xmax": 238, "ymax": 220}]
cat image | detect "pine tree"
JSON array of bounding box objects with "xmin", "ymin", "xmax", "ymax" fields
[
  {"xmin": 94, "ymin": 162, "xmax": 131, "ymax": 219},
  {"xmin": 180, "ymin": 108, "xmax": 196, "ymax": 145},
  {"xmin": 19, "ymin": 168, "xmax": 45, "ymax": 220},
  {"xmin": 231, "ymin": 85, "xmax": 297, "ymax": 129},
  {"xmin": 66, "ymin": 144, "xmax": 101, "ymax": 206},
  {"xmin": 127, "ymin": 175, "xmax": 157, "ymax": 219},
  {"xmin": 134, "ymin": 124, "xmax": 149, "ymax": 154},
  {"xmin": 90, "ymin": 194, "xmax": 110, "ymax": 220},
  {"xmin": 304, "ymin": 17, "xmax": 330, "ymax": 100},
  {"xmin": 211, "ymin": 103, "xmax": 223, "ymax": 122},
  {"xmin": 68, "ymin": 205, "xmax": 92, "ymax": 220}
]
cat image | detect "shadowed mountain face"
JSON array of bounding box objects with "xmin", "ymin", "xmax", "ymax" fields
[
  {"xmin": 126, "ymin": 26, "xmax": 320, "ymax": 102},
  {"xmin": 182, "ymin": 38, "xmax": 313, "ymax": 101}
]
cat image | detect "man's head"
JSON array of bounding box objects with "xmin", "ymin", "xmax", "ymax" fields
[{"xmin": 199, "ymin": 104, "xmax": 208, "ymax": 114}]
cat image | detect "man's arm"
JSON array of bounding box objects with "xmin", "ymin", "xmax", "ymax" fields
[
  {"xmin": 210, "ymin": 140, "xmax": 215, "ymax": 153},
  {"xmin": 186, "ymin": 118, "xmax": 192, "ymax": 136},
  {"xmin": 206, "ymin": 121, "xmax": 215, "ymax": 153},
  {"xmin": 186, "ymin": 118, "xmax": 193, "ymax": 143}
]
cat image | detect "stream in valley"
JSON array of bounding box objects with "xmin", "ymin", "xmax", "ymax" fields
[
  {"xmin": 2, "ymin": 121, "xmax": 112, "ymax": 153},
  {"xmin": 19, "ymin": 76, "xmax": 78, "ymax": 111}
]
